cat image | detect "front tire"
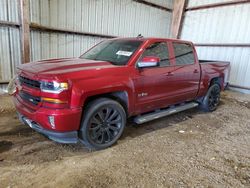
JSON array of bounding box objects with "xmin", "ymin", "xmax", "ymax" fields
[
  {"xmin": 200, "ymin": 84, "xmax": 221, "ymax": 112},
  {"xmin": 79, "ymin": 98, "xmax": 126, "ymax": 150}
]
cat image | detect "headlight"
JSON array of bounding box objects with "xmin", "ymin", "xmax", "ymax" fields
[{"xmin": 40, "ymin": 81, "xmax": 68, "ymax": 94}]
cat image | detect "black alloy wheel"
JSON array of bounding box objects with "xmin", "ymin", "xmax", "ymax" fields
[
  {"xmin": 200, "ymin": 84, "xmax": 221, "ymax": 112},
  {"xmin": 208, "ymin": 85, "xmax": 220, "ymax": 110},
  {"xmin": 80, "ymin": 98, "xmax": 126, "ymax": 149},
  {"xmin": 89, "ymin": 107, "xmax": 122, "ymax": 145}
]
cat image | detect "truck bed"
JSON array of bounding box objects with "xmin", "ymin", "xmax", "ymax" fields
[
  {"xmin": 199, "ymin": 60, "xmax": 230, "ymax": 95},
  {"xmin": 199, "ymin": 60, "xmax": 230, "ymax": 64}
]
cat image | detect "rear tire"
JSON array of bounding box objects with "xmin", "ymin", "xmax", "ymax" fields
[
  {"xmin": 200, "ymin": 84, "xmax": 221, "ymax": 112},
  {"xmin": 79, "ymin": 98, "xmax": 126, "ymax": 150}
]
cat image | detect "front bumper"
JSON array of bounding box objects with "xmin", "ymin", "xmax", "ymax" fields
[
  {"xmin": 13, "ymin": 95, "xmax": 82, "ymax": 144},
  {"xmin": 13, "ymin": 96, "xmax": 82, "ymax": 131},
  {"xmin": 19, "ymin": 113, "xmax": 78, "ymax": 144}
]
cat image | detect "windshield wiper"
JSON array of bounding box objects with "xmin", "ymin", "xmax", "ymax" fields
[{"xmin": 94, "ymin": 58, "xmax": 118, "ymax": 65}]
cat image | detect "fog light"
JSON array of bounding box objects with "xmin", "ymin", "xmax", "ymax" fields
[{"xmin": 48, "ymin": 116, "xmax": 56, "ymax": 129}]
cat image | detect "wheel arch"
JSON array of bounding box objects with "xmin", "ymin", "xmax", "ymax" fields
[
  {"xmin": 209, "ymin": 77, "xmax": 223, "ymax": 89},
  {"xmin": 83, "ymin": 91, "xmax": 129, "ymax": 116}
]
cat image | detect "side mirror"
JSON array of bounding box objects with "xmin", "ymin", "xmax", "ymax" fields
[{"xmin": 137, "ymin": 56, "xmax": 160, "ymax": 68}]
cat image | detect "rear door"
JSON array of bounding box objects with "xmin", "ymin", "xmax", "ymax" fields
[{"xmin": 170, "ymin": 42, "xmax": 200, "ymax": 102}]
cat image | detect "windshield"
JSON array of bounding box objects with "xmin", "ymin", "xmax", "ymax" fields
[{"xmin": 80, "ymin": 40, "xmax": 143, "ymax": 65}]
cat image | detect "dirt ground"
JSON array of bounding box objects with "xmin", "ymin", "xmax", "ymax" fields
[{"xmin": 0, "ymin": 90, "xmax": 249, "ymax": 188}]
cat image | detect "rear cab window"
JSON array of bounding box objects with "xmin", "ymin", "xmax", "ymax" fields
[{"xmin": 173, "ymin": 42, "xmax": 195, "ymax": 65}]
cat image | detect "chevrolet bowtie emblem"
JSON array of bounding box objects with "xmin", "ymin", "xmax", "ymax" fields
[{"xmin": 138, "ymin": 93, "xmax": 148, "ymax": 97}]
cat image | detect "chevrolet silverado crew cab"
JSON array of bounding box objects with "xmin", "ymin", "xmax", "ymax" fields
[{"xmin": 8, "ymin": 37, "xmax": 230, "ymax": 149}]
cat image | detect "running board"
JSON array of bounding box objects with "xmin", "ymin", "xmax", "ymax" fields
[{"xmin": 134, "ymin": 102, "xmax": 199, "ymax": 124}]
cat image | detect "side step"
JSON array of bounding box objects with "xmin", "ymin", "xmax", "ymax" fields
[{"xmin": 134, "ymin": 102, "xmax": 199, "ymax": 124}]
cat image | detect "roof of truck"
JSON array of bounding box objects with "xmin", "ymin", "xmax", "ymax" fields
[{"xmin": 108, "ymin": 37, "xmax": 193, "ymax": 44}]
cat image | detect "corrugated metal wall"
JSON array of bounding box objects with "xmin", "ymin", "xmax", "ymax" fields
[
  {"xmin": 196, "ymin": 47, "xmax": 250, "ymax": 87},
  {"xmin": 1, "ymin": 0, "xmax": 249, "ymax": 94},
  {"xmin": 181, "ymin": 2, "xmax": 250, "ymax": 91},
  {"xmin": 30, "ymin": 31, "xmax": 105, "ymax": 61},
  {"xmin": 0, "ymin": 0, "xmax": 19, "ymax": 22},
  {"xmin": 0, "ymin": 0, "xmax": 21, "ymax": 84},
  {"xmin": 29, "ymin": 0, "xmax": 173, "ymax": 61},
  {"xmin": 0, "ymin": 0, "xmax": 173, "ymax": 92},
  {"xmin": 146, "ymin": 0, "xmax": 173, "ymax": 9},
  {"xmin": 30, "ymin": 0, "xmax": 172, "ymax": 37},
  {"xmin": 187, "ymin": 0, "xmax": 235, "ymax": 7}
]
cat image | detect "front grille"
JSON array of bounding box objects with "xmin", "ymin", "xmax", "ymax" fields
[
  {"xmin": 19, "ymin": 91, "xmax": 41, "ymax": 106},
  {"xmin": 19, "ymin": 75, "xmax": 40, "ymax": 89}
]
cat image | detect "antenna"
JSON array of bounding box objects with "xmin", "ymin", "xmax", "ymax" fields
[{"xmin": 137, "ymin": 34, "xmax": 143, "ymax": 38}]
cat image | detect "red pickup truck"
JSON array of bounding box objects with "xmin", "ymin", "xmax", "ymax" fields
[{"xmin": 8, "ymin": 37, "xmax": 230, "ymax": 149}]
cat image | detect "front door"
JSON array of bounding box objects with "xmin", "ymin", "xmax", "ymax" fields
[{"xmin": 133, "ymin": 41, "xmax": 176, "ymax": 114}]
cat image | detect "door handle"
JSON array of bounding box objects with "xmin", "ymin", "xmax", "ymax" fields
[
  {"xmin": 166, "ymin": 72, "xmax": 174, "ymax": 76},
  {"xmin": 194, "ymin": 69, "xmax": 199, "ymax": 73}
]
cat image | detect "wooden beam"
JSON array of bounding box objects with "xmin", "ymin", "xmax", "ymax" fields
[
  {"xmin": 229, "ymin": 84, "xmax": 250, "ymax": 91},
  {"xmin": 0, "ymin": 80, "xmax": 10, "ymax": 84},
  {"xmin": 171, "ymin": 0, "xmax": 187, "ymax": 39},
  {"xmin": 195, "ymin": 43, "xmax": 250, "ymax": 48},
  {"xmin": 30, "ymin": 23, "xmax": 117, "ymax": 38},
  {"xmin": 20, "ymin": 0, "xmax": 30, "ymax": 63},
  {"xmin": 132, "ymin": 0, "xmax": 172, "ymax": 12},
  {"xmin": 186, "ymin": 0, "xmax": 250, "ymax": 11},
  {"xmin": 0, "ymin": 20, "xmax": 20, "ymax": 28}
]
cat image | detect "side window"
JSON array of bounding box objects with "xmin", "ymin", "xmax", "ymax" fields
[
  {"xmin": 173, "ymin": 43, "xmax": 195, "ymax": 65},
  {"xmin": 140, "ymin": 42, "xmax": 170, "ymax": 67}
]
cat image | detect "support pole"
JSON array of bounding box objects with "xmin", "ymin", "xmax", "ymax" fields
[
  {"xmin": 171, "ymin": 0, "xmax": 187, "ymax": 39},
  {"xmin": 20, "ymin": 0, "xmax": 30, "ymax": 63}
]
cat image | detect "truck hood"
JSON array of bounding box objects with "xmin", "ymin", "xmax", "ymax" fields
[{"xmin": 18, "ymin": 58, "xmax": 116, "ymax": 76}]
